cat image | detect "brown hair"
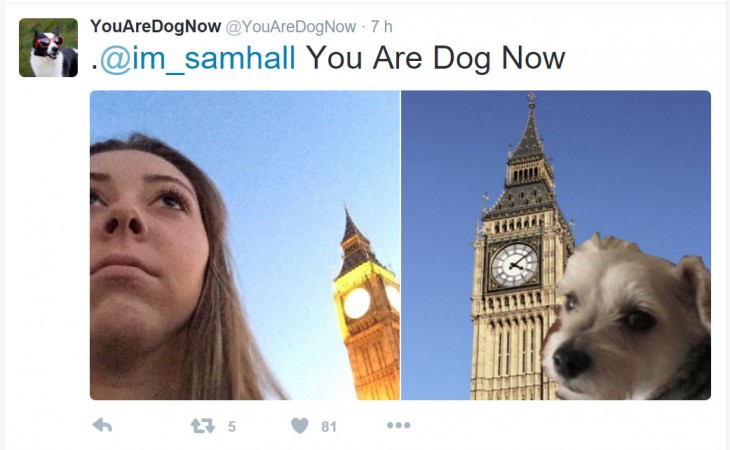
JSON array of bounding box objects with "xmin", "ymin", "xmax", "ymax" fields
[{"xmin": 91, "ymin": 133, "xmax": 285, "ymax": 400}]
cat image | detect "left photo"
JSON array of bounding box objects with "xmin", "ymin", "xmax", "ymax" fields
[{"xmin": 90, "ymin": 91, "xmax": 401, "ymax": 400}]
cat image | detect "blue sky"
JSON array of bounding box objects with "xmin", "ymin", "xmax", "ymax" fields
[
  {"xmin": 400, "ymin": 91, "xmax": 710, "ymax": 400},
  {"xmin": 91, "ymin": 90, "xmax": 711, "ymax": 401},
  {"xmin": 91, "ymin": 91, "xmax": 400, "ymax": 400}
]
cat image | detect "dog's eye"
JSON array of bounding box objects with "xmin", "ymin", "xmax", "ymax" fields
[
  {"xmin": 564, "ymin": 294, "xmax": 578, "ymax": 312},
  {"xmin": 624, "ymin": 311, "xmax": 656, "ymax": 331}
]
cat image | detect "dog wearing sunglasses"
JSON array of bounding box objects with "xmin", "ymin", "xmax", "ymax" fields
[{"xmin": 30, "ymin": 26, "xmax": 78, "ymax": 77}]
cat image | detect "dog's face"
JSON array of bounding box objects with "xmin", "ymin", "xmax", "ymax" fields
[
  {"xmin": 33, "ymin": 26, "xmax": 63, "ymax": 59},
  {"xmin": 542, "ymin": 233, "xmax": 710, "ymax": 399}
]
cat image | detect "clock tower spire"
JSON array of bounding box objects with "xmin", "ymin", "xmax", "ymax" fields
[
  {"xmin": 470, "ymin": 94, "xmax": 575, "ymax": 400},
  {"xmin": 333, "ymin": 208, "xmax": 401, "ymax": 400},
  {"xmin": 338, "ymin": 206, "xmax": 381, "ymax": 278}
]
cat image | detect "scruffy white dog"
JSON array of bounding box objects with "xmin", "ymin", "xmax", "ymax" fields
[{"xmin": 542, "ymin": 233, "xmax": 710, "ymax": 400}]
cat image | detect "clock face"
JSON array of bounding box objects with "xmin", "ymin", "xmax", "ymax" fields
[
  {"xmin": 385, "ymin": 285, "xmax": 401, "ymax": 312},
  {"xmin": 344, "ymin": 287, "xmax": 371, "ymax": 319},
  {"xmin": 491, "ymin": 243, "xmax": 538, "ymax": 287}
]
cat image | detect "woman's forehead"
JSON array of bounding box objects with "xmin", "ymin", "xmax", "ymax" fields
[{"xmin": 91, "ymin": 149, "xmax": 194, "ymax": 191}]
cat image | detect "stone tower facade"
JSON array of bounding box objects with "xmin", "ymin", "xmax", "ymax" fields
[
  {"xmin": 333, "ymin": 209, "xmax": 400, "ymax": 400},
  {"xmin": 470, "ymin": 94, "xmax": 575, "ymax": 400}
]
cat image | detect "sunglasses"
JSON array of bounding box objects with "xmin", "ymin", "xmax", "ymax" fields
[{"xmin": 34, "ymin": 36, "xmax": 64, "ymax": 49}]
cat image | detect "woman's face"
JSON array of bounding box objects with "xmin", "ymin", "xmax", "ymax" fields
[{"xmin": 90, "ymin": 150, "xmax": 209, "ymax": 355}]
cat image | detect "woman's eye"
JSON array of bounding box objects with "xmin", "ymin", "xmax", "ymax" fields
[
  {"xmin": 161, "ymin": 195, "xmax": 183, "ymax": 210},
  {"xmin": 158, "ymin": 190, "xmax": 189, "ymax": 211},
  {"xmin": 90, "ymin": 190, "xmax": 101, "ymax": 206}
]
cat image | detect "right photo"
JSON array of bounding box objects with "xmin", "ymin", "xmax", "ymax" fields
[{"xmin": 401, "ymin": 91, "xmax": 711, "ymax": 400}]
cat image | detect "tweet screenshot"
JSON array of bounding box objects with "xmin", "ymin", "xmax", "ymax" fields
[{"xmin": 1, "ymin": 1, "xmax": 727, "ymax": 449}]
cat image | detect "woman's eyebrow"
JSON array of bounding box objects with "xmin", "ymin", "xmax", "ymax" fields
[
  {"xmin": 143, "ymin": 174, "xmax": 196, "ymax": 198},
  {"xmin": 90, "ymin": 172, "xmax": 111, "ymax": 182}
]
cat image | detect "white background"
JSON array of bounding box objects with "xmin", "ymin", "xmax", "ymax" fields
[{"xmin": 2, "ymin": 3, "xmax": 727, "ymax": 449}]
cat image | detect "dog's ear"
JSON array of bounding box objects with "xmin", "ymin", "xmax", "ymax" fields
[
  {"xmin": 591, "ymin": 232, "xmax": 601, "ymax": 246},
  {"xmin": 581, "ymin": 233, "xmax": 641, "ymax": 253},
  {"xmin": 601, "ymin": 236, "xmax": 641, "ymax": 253},
  {"xmin": 578, "ymin": 232, "xmax": 602, "ymax": 251},
  {"xmin": 51, "ymin": 26, "xmax": 60, "ymax": 36},
  {"xmin": 676, "ymin": 256, "xmax": 711, "ymax": 332}
]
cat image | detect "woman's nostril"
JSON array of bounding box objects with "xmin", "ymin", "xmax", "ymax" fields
[
  {"xmin": 105, "ymin": 217, "xmax": 119, "ymax": 234},
  {"xmin": 129, "ymin": 218, "xmax": 143, "ymax": 234}
]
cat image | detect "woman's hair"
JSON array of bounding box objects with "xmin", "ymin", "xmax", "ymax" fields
[{"xmin": 91, "ymin": 133, "xmax": 285, "ymax": 400}]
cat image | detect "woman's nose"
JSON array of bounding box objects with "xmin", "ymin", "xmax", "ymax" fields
[{"xmin": 104, "ymin": 206, "xmax": 147, "ymax": 236}]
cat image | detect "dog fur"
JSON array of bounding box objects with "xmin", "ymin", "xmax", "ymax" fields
[
  {"xmin": 541, "ymin": 233, "xmax": 710, "ymax": 400},
  {"xmin": 30, "ymin": 26, "xmax": 78, "ymax": 77}
]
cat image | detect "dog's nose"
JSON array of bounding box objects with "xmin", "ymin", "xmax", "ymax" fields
[{"xmin": 553, "ymin": 343, "xmax": 592, "ymax": 379}]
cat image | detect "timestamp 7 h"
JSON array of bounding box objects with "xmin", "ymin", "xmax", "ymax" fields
[{"xmin": 371, "ymin": 20, "xmax": 393, "ymax": 33}]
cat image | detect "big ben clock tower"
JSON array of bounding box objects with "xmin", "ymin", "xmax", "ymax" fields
[
  {"xmin": 333, "ymin": 209, "xmax": 400, "ymax": 400},
  {"xmin": 470, "ymin": 94, "xmax": 575, "ymax": 400}
]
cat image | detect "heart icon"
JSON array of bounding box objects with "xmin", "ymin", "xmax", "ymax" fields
[{"xmin": 291, "ymin": 417, "xmax": 309, "ymax": 434}]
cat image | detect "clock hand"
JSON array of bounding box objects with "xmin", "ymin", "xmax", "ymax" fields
[
  {"xmin": 514, "ymin": 253, "xmax": 530, "ymax": 264},
  {"xmin": 509, "ymin": 262, "xmax": 524, "ymax": 270}
]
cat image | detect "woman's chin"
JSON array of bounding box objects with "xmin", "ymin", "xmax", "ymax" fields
[{"xmin": 92, "ymin": 304, "xmax": 163, "ymax": 361}]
